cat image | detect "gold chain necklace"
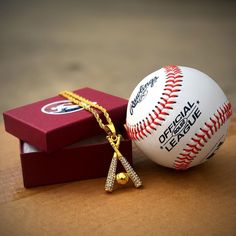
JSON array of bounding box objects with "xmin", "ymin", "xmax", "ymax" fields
[{"xmin": 59, "ymin": 90, "xmax": 142, "ymax": 192}]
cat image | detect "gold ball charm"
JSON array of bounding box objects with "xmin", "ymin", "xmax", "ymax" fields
[{"xmin": 116, "ymin": 172, "xmax": 129, "ymax": 185}]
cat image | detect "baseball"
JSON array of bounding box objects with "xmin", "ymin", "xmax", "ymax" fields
[{"xmin": 126, "ymin": 65, "xmax": 232, "ymax": 169}]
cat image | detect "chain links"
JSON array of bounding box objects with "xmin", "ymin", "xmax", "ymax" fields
[{"xmin": 59, "ymin": 91, "xmax": 115, "ymax": 136}]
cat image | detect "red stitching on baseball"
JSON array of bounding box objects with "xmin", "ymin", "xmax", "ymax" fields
[
  {"xmin": 126, "ymin": 65, "xmax": 183, "ymax": 140},
  {"xmin": 173, "ymin": 102, "xmax": 232, "ymax": 170},
  {"xmin": 192, "ymin": 137, "xmax": 204, "ymax": 147}
]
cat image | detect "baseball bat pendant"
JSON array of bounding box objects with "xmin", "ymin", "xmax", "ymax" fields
[{"xmin": 106, "ymin": 135, "xmax": 142, "ymax": 189}]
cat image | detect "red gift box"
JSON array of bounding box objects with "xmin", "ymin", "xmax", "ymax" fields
[
  {"xmin": 3, "ymin": 88, "xmax": 132, "ymax": 188},
  {"xmin": 3, "ymin": 87, "xmax": 128, "ymax": 152},
  {"xmin": 20, "ymin": 131, "xmax": 132, "ymax": 188}
]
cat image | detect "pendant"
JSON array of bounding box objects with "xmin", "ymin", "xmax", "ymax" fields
[{"xmin": 105, "ymin": 135, "xmax": 142, "ymax": 192}]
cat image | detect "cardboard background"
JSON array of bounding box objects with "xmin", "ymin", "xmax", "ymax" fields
[{"xmin": 0, "ymin": 117, "xmax": 235, "ymax": 235}]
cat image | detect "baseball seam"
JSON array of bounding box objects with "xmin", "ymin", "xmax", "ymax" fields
[
  {"xmin": 173, "ymin": 102, "xmax": 232, "ymax": 170},
  {"xmin": 127, "ymin": 65, "xmax": 183, "ymax": 140}
]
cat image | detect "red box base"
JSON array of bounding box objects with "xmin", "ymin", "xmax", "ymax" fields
[{"xmin": 20, "ymin": 130, "xmax": 132, "ymax": 188}]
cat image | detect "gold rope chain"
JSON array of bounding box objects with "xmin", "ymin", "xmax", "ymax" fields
[
  {"xmin": 59, "ymin": 90, "xmax": 142, "ymax": 192},
  {"xmin": 59, "ymin": 91, "xmax": 114, "ymax": 136}
]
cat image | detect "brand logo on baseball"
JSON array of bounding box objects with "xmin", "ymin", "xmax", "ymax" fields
[
  {"xmin": 129, "ymin": 76, "xmax": 158, "ymax": 115},
  {"xmin": 159, "ymin": 101, "xmax": 202, "ymax": 152}
]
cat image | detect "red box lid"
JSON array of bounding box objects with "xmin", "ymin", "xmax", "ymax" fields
[{"xmin": 3, "ymin": 87, "xmax": 128, "ymax": 152}]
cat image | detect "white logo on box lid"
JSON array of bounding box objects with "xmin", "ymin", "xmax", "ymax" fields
[{"xmin": 41, "ymin": 100, "xmax": 83, "ymax": 115}]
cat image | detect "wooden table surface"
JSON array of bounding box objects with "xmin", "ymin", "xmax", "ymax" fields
[{"xmin": 0, "ymin": 117, "xmax": 235, "ymax": 236}]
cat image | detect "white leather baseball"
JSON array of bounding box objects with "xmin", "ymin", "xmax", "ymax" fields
[{"xmin": 126, "ymin": 65, "xmax": 232, "ymax": 169}]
